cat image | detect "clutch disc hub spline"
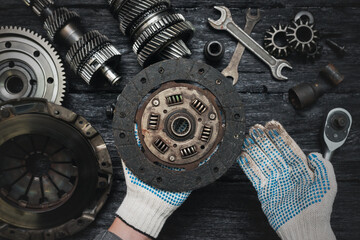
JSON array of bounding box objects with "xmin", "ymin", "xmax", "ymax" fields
[
  {"xmin": 113, "ymin": 59, "xmax": 245, "ymax": 192},
  {"xmin": 0, "ymin": 98, "xmax": 112, "ymax": 240}
]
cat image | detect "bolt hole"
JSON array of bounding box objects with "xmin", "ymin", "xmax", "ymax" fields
[
  {"xmin": 139, "ymin": 167, "xmax": 145, "ymax": 172},
  {"xmin": 216, "ymin": 79, "xmax": 222, "ymax": 85},
  {"xmin": 47, "ymin": 77, "xmax": 54, "ymax": 84},
  {"xmin": 8, "ymin": 61, "xmax": 15, "ymax": 68},
  {"xmin": 119, "ymin": 132, "xmax": 126, "ymax": 138},
  {"xmin": 198, "ymin": 68, "xmax": 204, "ymax": 74},
  {"xmin": 30, "ymin": 79, "xmax": 37, "ymax": 85},
  {"xmin": 213, "ymin": 167, "xmax": 219, "ymax": 173},
  {"xmin": 141, "ymin": 78, "xmax": 146, "ymax": 84},
  {"xmin": 200, "ymin": 145, "xmax": 205, "ymax": 149},
  {"xmin": 234, "ymin": 114, "xmax": 240, "ymax": 120},
  {"xmin": 101, "ymin": 162, "xmax": 107, "ymax": 166},
  {"xmin": 79, "ymin": 121, "xmax": 83, "ymax": 124},
  {"xmin": 173, "ymin": 144, "xmax": 177, "ymax": 148},
  {"xmin": 156, "ymin": 177, "xmax": 162, "ymax": 183},
  {"xmin": 33, "ymin": 51, "xmax": 40, "ymax": 57},
  {"xmin": 198, "ymin": 118, "xmax": 202, "ymax": 122},
  {"xmin": 158, "ymin": 67, "xmax": 164, "ymax": 74},
  {"xmin": 163, "ymin": 110, "xmax": 167, "ymax": 114},
  {"xmin": 54, "ymin": 110, "xmax": 60, "ymax": 115},
  {"xmin": 5, "ymin": 41, "xmax": 11, "ymax": 48}
]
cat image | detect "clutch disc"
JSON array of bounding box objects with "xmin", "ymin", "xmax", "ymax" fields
[
  {"xmin": 0, "ymin": 99, "xmax": 112, "ymax": 240},
  {"xmin": 113, "ymin": 59, "xmax": 245, "ymax": 191},
  {"xmin": 0, "ymin": 26, "xmax": 66, "ymax": 104}
]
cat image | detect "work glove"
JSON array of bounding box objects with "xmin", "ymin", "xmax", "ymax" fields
[
  {"xmin": 116, "ymin": 160, "xmax": 190, "ymax": 238},
  {"xmin": 238, "ymin": 121, "xmax": 337, "ymax": 240}
]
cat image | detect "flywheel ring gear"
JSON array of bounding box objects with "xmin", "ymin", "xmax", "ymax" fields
[
  {"xmin": 0, "ymin": 98, "xmax": 113, "ymax": 240},
  {"xmin": 0, "ymin": 26, "xmax": 66, "ymax": 105},
  {"xmin": 113, "ymin": 59, "xmax": 245, "ymax": 192}
]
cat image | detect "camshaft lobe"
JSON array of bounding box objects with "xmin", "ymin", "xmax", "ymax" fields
[
  {"xmin": 108, "ymin": 0, "xmax": 194, "ymax": 67},
  {"xmin": 23, "ymin": 0, "xmax": 122, "ymax": 86}
]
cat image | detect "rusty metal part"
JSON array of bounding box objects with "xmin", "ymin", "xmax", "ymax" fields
[
  {"xmin": 113, "ymin": 59, "xmax": 245, "ymax": 192},
  {"xmin": 136, "ymin": 82, "xmax": 224, "ymax": 169},
  {"xmin": 222, "ymin": 8, "xmax": 261, "ymax": 85},
  {"xmin": 0, "ymin": 98, "xmax": 112, "ymax": 240},
  {"xmin": 321, "ymin": 63, "xmax": 344, "ymax": 85},
  {"xmin": 204, "ymin": 40, "xmax": 225, "ymax": 62}
]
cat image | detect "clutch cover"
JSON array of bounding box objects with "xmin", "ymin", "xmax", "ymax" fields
[
  {"xmin": 113, "ymin": 59, "xmax": 245, "ymax": 191},
  {"xmin": 0, "ymin": 99, "xmax": 112, "ymax": 240}
]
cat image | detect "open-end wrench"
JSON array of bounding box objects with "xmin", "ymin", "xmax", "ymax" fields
[
  {"xmin": 222, "ymin": 8, "xmax": 261, "ymax": 85},
  {"xmin": 209, "ymin": 6, "xmax": 292, "ymax": 81}
]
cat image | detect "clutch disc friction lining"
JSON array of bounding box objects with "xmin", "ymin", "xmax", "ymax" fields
[
  {"xmin": 113, "ymin": 59, "xmax": 245, "ymax": 192},
  {"xmin": 0, "ymin": 99, "xmax": 112, "ymax": 240}
]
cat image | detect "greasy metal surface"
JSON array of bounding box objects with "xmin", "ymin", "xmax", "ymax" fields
[
  {"xmin": 136, "ymin": 82, "xmax": 224, "ymax": 169},
  {"xmin": 0, "ymin": 26, "xmax": 65, "ymax": 105},
  {"xmin": 113, "ymin": 58, "xmax": 245, "ymax": 192},
  {"xmin": 0, "ymin": 99, "xmax": 113, "ymax": 240}
]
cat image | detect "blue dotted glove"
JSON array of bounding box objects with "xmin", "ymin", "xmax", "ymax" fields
[
  {"xmin": 116, "ymin": 161, "xmax": 190, "ymax": 238},
  {"xmin": 238, "ymin": 121, "xmax": 337, "ymax": 240}
]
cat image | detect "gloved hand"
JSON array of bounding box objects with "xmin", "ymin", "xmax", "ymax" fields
[
  {"xmin": 116, "ymin": 161, "xmax": 190, "ymax": 238},
  {"xmin": 238, "ymin": 121, "xmax": 337, "ymax": 240}
]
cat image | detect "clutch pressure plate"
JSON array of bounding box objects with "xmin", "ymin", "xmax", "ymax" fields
[
  {"xmin": 0, "ymin": 99, "xmax": 112, "ymax": 240},
  {"xmin": 113, "ymin": 59, "xmax": 245, "ymax": 191}
]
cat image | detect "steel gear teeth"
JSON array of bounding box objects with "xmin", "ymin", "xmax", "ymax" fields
[
  {"xmin": 0, "ymin": 26, "xmax": 66, "ymax": 105},
  {"xmin": 108, "ymin": 0, "xmax": 194, "ymax": 67},
  {"xmin": 132, "ymin": 13, "xmax": 185, "ymax": 54},
  {"xmin": 23, "ymin": 0, "xmax": 54, "ymax": 17},
  {"xmin": 25, "ymin": 0, "xmax": 122, "ymax": 85},
  {"xmin": 44, "ymin": 7, "xmax": 80, "ymax": 41},
  {"xmin": 286, "ymin": 18, "xmax": 320, "ymax": 54},
  {"xmin": 118, "ymin": 0, "xmax": 171, "ymax": 35},
  {"xmin": 305, "ymin": 43, "xmax": 322, "ymax": 61},
  {"xmin": 138, "ymin": 21, "xmax": 194, "ymax": 66},
  {"xmin": 264, "ymin": 24, "xmax": 291, "ymax": 58}
]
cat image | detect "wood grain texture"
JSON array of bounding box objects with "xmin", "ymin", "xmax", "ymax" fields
[{"xmin": 0, "ymin": 0, "xmax": 359, "ymax": 239}]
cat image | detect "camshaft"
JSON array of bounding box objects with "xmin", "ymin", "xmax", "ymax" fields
[
  {"xmin": 108, "ymin": 0, "xmax": 195, "ymax": 67},
  {"xmin": 23, "ymin": 0, "xmax": 122, "ymax": 85}
]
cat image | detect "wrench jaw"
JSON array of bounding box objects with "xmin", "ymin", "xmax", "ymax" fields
[
  {"xmin": 208, "ymin": 6, "xmax": 232, "ymax": 30},
  {"xmin": 246, "ymin": 8, "xmax": 261, "ymax": 22},
  {"xmin": 272, "ymin": 60, "xmax": 293, "ymax": 81}
]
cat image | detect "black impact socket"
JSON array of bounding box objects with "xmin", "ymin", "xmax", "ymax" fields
[
  {"xmin": 289, "ymin": 63, "xmax": 344, "ymax": 110},
  {"xmin": 204, "ymin": 40, "xmax": 225, "ymax": 62}
]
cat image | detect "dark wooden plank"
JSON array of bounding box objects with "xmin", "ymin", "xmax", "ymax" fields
[{"xmin": 0, "ymin": 0, "xmax": 359, "ymax": 240}]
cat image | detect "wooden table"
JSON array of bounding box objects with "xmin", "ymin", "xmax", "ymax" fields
[{"xmin": 1, "ymin": 1, "xmax": 359, "ymax": 239}]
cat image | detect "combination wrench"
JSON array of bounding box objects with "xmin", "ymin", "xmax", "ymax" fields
[
  {"xmin": 222, "ymin": 8, "xmax": 261, "ymax": 85},
  {"xmin": 209, "ymin": 6, "xmax": 292, "ymax": 81}
]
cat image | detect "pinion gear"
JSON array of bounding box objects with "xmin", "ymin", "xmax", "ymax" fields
[{"xmin": 264, "ymin": 24, "xmax": 291, "ymax": 58}]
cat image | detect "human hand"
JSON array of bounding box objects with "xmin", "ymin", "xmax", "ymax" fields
[
  {"xmin": 115, "ymin": 161, "xmax": 191, "ymax": 238},
  {"xmin": 238, "ymin": 121, "xmax": 337, "ymax": 240}
]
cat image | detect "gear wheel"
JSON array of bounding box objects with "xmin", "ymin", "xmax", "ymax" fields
[
  {"xmin": 43, "ymin": 7, "xmax": 81, "ymax": 41},
  {"xmin": 108, "ymin": 0, "xmax": 194, "ymax": 67},
  {"xmin": 286, "ymin": 18, "xmax": 320, "ymax": 54},
  {"xmin": 0, "ymin": 26, "xmax": 66, "ymax": 105},
  {"xmin": 264, "ymin": 24, "xmax": 291, "ymax": 58},
  {"xmin": 23, "ymin": 0, "xmax": 54, "ymax": 17},
  {"xmin": 305, "ymin": 43, "xmax": 322, "ymax": 61},
  {"xmin": 0, "ymin": 98, "xmax": 113, "ymax": 240},
  {"xmin": 137, "ymin": 21, "xmax": 194, "ymax": 66},
  {"xmin": 24, "ymin": 0, "xmax": 122, "ymax": 86}
]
